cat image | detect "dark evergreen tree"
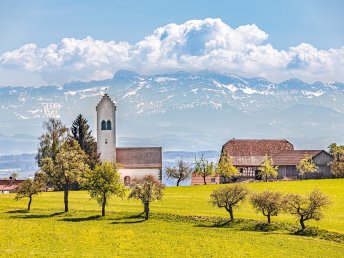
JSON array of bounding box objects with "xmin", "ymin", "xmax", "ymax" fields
[{"xmin": 71, "ymin": 114, "xmax": 100, "ymax": 169}]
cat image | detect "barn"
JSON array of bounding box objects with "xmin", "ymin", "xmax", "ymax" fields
[
  {"xmin": 272, "ymin": 150, "xmax": 332, "ymax": 179},
  {"xmin": 192, "ymin": 139, "xmax": 332, "ymax": 184}
]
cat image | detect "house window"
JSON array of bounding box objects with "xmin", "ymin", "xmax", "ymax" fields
[
  {"xmin": 101, "ymin": 120, "xmax": 106, "ymax": 130},
  {"xmin": 211, "ymin": 178, "xmax": 216, "ymax": 183},
  {"xmin": 107, "ymin": 120, "xmax": 111, "ymax": 130},
  {"xmin": 124, "ymin": 176, "xmax": 131, "ymax": 186}
]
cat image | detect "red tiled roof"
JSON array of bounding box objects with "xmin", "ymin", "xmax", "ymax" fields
[
  {"xmin": 223, "ymin": 139, "xmax": 294, "ymax": 156},
  {"xmin": 0, "ymin": 179, "xmax": 24, "ymax": 191},
  {"xmin": 116, "ymin": 147, "xmax": 162, "ymax": 169},
  {"xmin": 271, "ymin": 150, "xmax": 325, "ymax": 165}
]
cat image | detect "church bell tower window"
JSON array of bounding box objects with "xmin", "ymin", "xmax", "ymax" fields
[
  {"xmin": 107, "ymin": 120, "xmax": 112, "ymax": 130},
  {"xmin": 101, "ymin": 120, "xmax": 106, "ymax": 130}
]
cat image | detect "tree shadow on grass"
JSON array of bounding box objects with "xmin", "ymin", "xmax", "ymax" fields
[
  {"xmin": 10, "ymin": 211, "xmax": 65, "ymax": 219},
  {"xmin": 110, "ymin": 212, "xmax": 146, "ymax": 224},
  {"xmin": 196, "ymin": 218, "xmax": 284, "ymax": 233},
  {"xmin": 61, "ymin": 215, "xmax": 102, "ymax": 222},
  {"xmin": 6, "ymin": 209, "xmax": 29, "ymax": 214}
]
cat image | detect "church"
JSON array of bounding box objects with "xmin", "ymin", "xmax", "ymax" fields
[{"xmin": 96, "ymin": 94, "xmax": 162, "ymax": 185}]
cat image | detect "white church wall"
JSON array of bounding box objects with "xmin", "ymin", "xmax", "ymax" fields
[{"xmin": 118, "ymin": 168, "xmax": 161, "ymax": 182}]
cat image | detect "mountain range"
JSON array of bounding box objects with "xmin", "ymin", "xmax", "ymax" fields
[{"xmin": 1, "ymin": 70, "xmax": 343, "ymax": 156}]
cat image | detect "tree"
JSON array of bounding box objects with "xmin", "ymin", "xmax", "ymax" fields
[
  {"xmin": 283, "ymin": 189, "xmax": 331, "ymax": 230},
  {"xmin": 194, "ymin": 155, "xmax": 215, "ymax": 185},
  {"xmin": 15, "ymin": 172, "xmax": 46, "ymax": 211},
  {"xmin": 210, "ymin": 184, "xmax": 248, "ymax": 221},
  {"xmin": 250, "ymin": 190, "xmax": 284, "ymax": 223},
  {"xmin": 296, "ymin": 154, "xmax": 318, "ymax": 179},
  {"xmin": 217, "ymin": 152, "xmax": 239, "ymax": 183},
  {"xmin": 41, "ymin": 139, "xmax": 88, "ymax": 212},
  {"xmin": 71, "ymin": 114, "xmax": 100, "ymax": 169},
  {"xmin": 128, "ymin": 175, "xmax": 164, "ymax": 220},
  {"xmin": 10, "ymin": 173, "xmax": 18, "ymax": 179},
  {"xmin": 165, "ymin": 160, "xmax": 193, "ymax": 186},
  {"xmin": 83, "ymin": 162, "xmax": 126, "ymax": 216},
  {"xmin": 259, "ymin": 155, "xmax": 278, "ymax": 182},
  {"xmin": 328, "ymin": 143, "xmax": 344, "ymax": 177},
  {"xmin": 36, "ymin": 118, "xmax": 68, "ymax": 167}
]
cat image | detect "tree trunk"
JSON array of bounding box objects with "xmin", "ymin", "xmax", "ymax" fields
[
  {"xmin": 27, "ymin": 195, "xmax": 32, "ymax": 211},
  {"xmin": 144, "ymin": 202, "xmax": 150, "ymax": 220},
  {"xmin": 102, "ymin": 194, "xmax": 107, "ymax": 216},
  {"xmin": 64, "ymin": 185, "xmax": 69, "ymax": 212},
  {"xmin": 267, "ymin": 214, "xmax": 271, "ymax": 223},
  {"xmin": 203, "ymin": 175, "xmax": 207, "ymax": 185},
  {"xmin": 300, "ymin": 218, "xmax": 306, "ymax": 230},
  {"xmin": 229, "ymin": 208, "xmax": 234, "ymax": 221},
  {"xmin": 176, "ymin": 179, "xmax": 180, "ymax": 186},
  {"xmin": 265, "ymin": 175, "xmax": 268, "ymax": 182}
]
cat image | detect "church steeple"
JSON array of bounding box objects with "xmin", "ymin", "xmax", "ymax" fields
[{"xmin": 96, "ymin": 94, "xmax": 117, "ymax": 162}]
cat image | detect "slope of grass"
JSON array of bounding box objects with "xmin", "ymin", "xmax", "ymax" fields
[{"xmin": 0, "ymin": 179, "xmax": 344, "ymax": 257}]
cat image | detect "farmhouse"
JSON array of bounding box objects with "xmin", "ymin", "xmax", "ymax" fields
[
  {"xmin": 96, "ymin": 94, "xmax": 162, "ymax": 185},
  {"xmin": 192, "ymin": 139, "xmax": 332, "ymax": 184}
]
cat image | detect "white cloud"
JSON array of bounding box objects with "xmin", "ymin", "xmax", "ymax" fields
[{"xmin": 1, "ymin": 18, "xmax": 344, "ymax": 84}]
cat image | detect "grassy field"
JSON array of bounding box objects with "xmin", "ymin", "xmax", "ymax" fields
[{"xmin": 1, "ymin": 179, "xmax": 344, "ymax": 257}]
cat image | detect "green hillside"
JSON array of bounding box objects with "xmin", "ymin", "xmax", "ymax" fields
[{"xmin": 1, "ymin": 179, "xmax": 343, "ymax": 257}]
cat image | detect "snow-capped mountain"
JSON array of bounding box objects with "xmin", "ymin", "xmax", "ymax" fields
[{"xmin": 1, "ymin": 70, "xmax": 344, "ymax": 155}]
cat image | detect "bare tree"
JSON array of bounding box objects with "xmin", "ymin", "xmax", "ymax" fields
[
  {"xmin": 283, "ymin": 189, "xmax": 331, "ymax": 230},
  {"xmin": 128, "ymin": 175, "xmax": 164, "ymax": 220},
  {"xmin": 194, "ymin": 155, "xmax": 215, "ymax": 185},
  {"xmin": 210, "ymin": 184, "xmax": 248, "ymax": 221},
  {"xmin": 250, "ymin": 190, "xmax": 284, "ymax": 223},
  {"xmin": 165, "ymin": 160, "xmax": 193, "ymax": 186}
]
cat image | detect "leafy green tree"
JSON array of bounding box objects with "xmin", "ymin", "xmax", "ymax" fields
[
  {"xmin": 217, "ymin": 152, "xmax": 239, "ymax": 183},
  {"xmin": 210, "ymin": 184, "xmax": 249, "ymax": 221},
  {"xmin": 259, "ymin": 155, "xmax": 278, "ymax": 182},
  {"xmin": 71, "ymin": 114, "xmax": 100, "ymax": 169},
  {"xmin": 250, "ymin": 190, "xmax": 284, "ymax": 223},
  {"xmin": 128, "ymin": 175, "xmax": 164, "ymax": 220},
  {"xmin": 328, "ymin": 143, "xmax": 344, "ymax": 177},
  {"xmin": 36, "ymin": 118, "xmax": 68, "ymax": 167},
  {"xmin": 194, "ymin": 155, "xmax": 215, "ymax": 185},
  {"xmin": 165, "ymin": 160, "xmax": 193, "ymax": 186},
  {"xmin": 15, "ymin": 172, "xmax": 47, "ymax": 211},
  {"xmin": 41, "ymin": 139, "xmax": 88, "ymax": 212},
  {"xmin": 283, "ymin": 189, "xmax": 331, "ymax": 230},
  {"xmin": 83, "ymin": 162, "xmax": 126, "ymax": 216},
  {"xmin": 296, "ymin": 154, "xmax": 318, "ymax": 179}
]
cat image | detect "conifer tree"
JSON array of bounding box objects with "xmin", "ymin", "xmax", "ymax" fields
[{"xmin": 71, "ymin": 114, "xmax": 99, "ymax": 169}]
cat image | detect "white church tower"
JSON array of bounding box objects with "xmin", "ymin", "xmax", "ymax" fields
[{"xmin": 96, "ymin": 94, "xmax": 117, "ymax": 162}]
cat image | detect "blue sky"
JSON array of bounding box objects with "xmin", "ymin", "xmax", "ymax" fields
[{"xmin": 0, "ymin": 0, "xmax": 343, "ymax": 85}]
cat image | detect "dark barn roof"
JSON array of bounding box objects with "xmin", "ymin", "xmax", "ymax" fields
[
  {"xmin": 221, "ymin": 139, "xmax": 294, "ymax": 166},
  {"xmin": 272, "ymin": 150, "xmax": 327, "ymax": 165},
  {"xmin": 116, "ymin": 147, "xmax": 162, "ymax": 169},
  {"xmin": 223, "ymin": 139, "xmax": 294, "ymax": 156}
]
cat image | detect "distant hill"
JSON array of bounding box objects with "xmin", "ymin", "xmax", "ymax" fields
[{"xmin": 0, "ymin": 70, "xmax": 343, "ymax": 155}]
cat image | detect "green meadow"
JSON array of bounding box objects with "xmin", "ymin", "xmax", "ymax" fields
[{"xmin": 1, "ymin": 179, "xmax": 344, "ymax": 257}]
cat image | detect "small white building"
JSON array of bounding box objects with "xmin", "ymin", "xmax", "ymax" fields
[{"xmin": 96, "ymin": 94, "xmax": 162, "ymax": 185}]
